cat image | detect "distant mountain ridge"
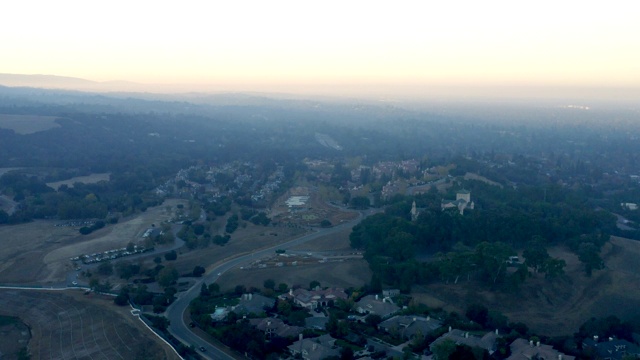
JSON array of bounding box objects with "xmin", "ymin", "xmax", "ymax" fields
[{"xmin": 0, "ymin": 73, "xmax": 141, "ymax": 92}]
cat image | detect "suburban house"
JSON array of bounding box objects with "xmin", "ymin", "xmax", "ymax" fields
[
  {"xmin": 232, "ymin": 293, "xmax": 275, "ymax": 315},
  {"xmin": 583, "ymin": 337, "xmax": 640, "ymax": 360},
  {"xmin": 430, "ymin": 329, "xmax": 499, "ymax": 355},
  {"xmin": 248, "ymin": 317, "xmax": 303, "ymax": 339},
  {"xmin": 288, "ymin": 334, "xmax": 339, "ymax": 360},
  {"xmin": 281, "ymin": 288, "xmax": 348, "ymax": 310},
  {"xmin": 355, "ymin": 294, "xmax": 400, "ymax": 318},
  {"xmin": 379, "ymin": 315, "xmax": 442, "ymax": 340},
  {"xmin": 508, "ymin": 338, "xmax": 575, "ymax": 360},
  {"xmin": 441, "ymin": 189, "xmax": 474, "ymax": 215}
]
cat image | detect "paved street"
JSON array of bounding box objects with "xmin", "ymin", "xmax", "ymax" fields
[{"xmin": 165, "ymin": 210, "xmax": 368, "ymax": 359}]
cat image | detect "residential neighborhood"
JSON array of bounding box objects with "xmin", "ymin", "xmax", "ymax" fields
[{"xmin": 189, "ymin": 282, "xmax": 615, "ymax": 360}]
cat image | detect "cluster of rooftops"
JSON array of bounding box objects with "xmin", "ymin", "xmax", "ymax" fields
[{"xmin": 202, "ymin": 288, "xmax": 639, "ymax": 360}]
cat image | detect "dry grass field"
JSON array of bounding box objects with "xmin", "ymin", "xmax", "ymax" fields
[
  {"xmin": 0, "ymin": 199, "xmax": 186, "ymax": 285},
  {"xmin": 216, "ymin": 222, "xmax": 371, "ymax": 292},
  {"xmin": 46, "ymin": 173, "xmax": 111, "ymax": 190},
  {"xmin": 218, "ymin": 260, "xmax": 371, "ymax": 293},
  {"xmin": 0, "ymin": 289, "xmax": 180, "ymax": 360},
  {"xmin": 413, "ymin": 236, "xmax": 640, "ymax": 336},
  {"xmin": 169, "ymin": 219, "xmax": 309, "ymax": 276},
  {"xmin": 0, "ymin": 220, "xmax": 79, "ymax": 284},
  {"xmin": 0, "ymin": 114, "xmax": 61, "ymax": 134},
  {"xmin": 290, "ymin": 225, "xmax": 355, "ymax": 253}
]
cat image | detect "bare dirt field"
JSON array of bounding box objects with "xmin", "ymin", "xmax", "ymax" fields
[
  {"xmin": 46, "ymin": 173, "xmax": 111, "ymax": 190},
  {"xmin": 413, "ymin": 236, "xmax": 640, "ymax": 336},
  {"xmin": 0, "ymin": 289, "xmax": 179, "ymax": 360},
  {"xmin": 0, "ymin": 114, "xmax": 61, "ymax": 134},
  {"xmin": 0, "ymin": 199, "xmax": 186, "ymax": 285}
]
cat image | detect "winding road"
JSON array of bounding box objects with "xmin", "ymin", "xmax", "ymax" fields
[{"xmin": 165, "ymin": 209, "xmax": 372, "ymax": 359}]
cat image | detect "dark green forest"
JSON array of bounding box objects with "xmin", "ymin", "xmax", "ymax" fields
[{"xmin": 351, "ymin": 182, "xmax": 616, "ymax": 292}]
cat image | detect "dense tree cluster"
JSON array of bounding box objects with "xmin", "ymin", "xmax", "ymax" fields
[
  {"xmin": 112, "ymin": 279, "xmax": 178, "ymax": 313},
  {"xmin": 225, "ymin": 214, "xmax": 239, "ymax": 234},
  {"xmin": 350, "ymin": 182, "xmax": 615, "ymax": 291},
  {"xmin": 79, "ymin": 220, "xmax": 105, "ymax": 235},
  {"xmin": 249, "ymin": 211, "xmax": 271, "ymax": 226},
  {"xmin": 0, "ymin": 170, "xmax": 163, "ymax": 224},
  {"xmin": 576, "ymin": 316, "xmax": 635, "ymax": 343},
  {"xmin": 349, "ymin": 196, "xmax": 370, "ymax": 209}
]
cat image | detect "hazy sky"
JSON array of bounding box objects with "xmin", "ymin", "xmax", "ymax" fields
[{"xmin": 3, "ymin": 1, "xmax": 640, "ymax": 98}]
